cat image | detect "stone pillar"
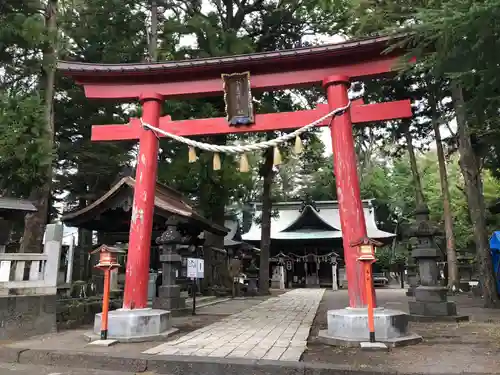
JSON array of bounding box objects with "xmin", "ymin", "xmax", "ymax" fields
[
  {"xmin": 65, "ymin": 236, "xmax": 75, "ymax": 284},
  {"xmin": 271, "ymin": 265, "xmax": 285, "ymax": 290},
  {"xmin": 153, "ymin": 217, "xmax": 187, "ymax": 313},
  {"xmin": 331, "ymin": 259, "xmax": 338, "ymax": 291},
  {"xmin": 44, "ymin": 224, "xmax": 63, "ymax": 291},
  {"xmin": 407, "ymin": 204, "xmax": 468, "ymax": 322}
]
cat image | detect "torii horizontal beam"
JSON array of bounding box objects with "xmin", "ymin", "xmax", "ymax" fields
[
  {"xmin": 79, "ymin": 56, "xmax": 400, "ymax": 100},
  {"xmin": 92, "ymin": 99, "xmax": 412, "ymax": 141}
]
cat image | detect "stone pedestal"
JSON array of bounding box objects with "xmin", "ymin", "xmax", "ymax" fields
[
  {"xmin": 317, "ymin": 307, "xmax": 422, "ymax": 347},
  {"xmin": 407, "ymin": 204, "xmax": 468, "ymax": 322},
  {"xmin": 406, "ymin": 257, "xmax": 419, "ymax": 297},
  {"xmin": 245, "ymin": 260, "xmax": 259, "ymax": 295},
  {"xmin": 153, "ymin": 251, "xmax": 186, "ymax": 311},
  {"xmin": 86, "ymin": 308, "xmax": 177, "ymax": 342}
]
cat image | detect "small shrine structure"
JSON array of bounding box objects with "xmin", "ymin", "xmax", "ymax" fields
[
  {"xmin": 0, "ymin": 197, "xmax": 37, "ymax": 253},
  {"xmin": 62, "ymin": 177, "xmax": 228, "ymax": 338},
  {"xmin": 243, "ymin": 199, "xmax": 394, "ymax": 288}
]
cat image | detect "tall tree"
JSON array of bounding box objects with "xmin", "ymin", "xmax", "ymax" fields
[
  {"xmin": 20, "ymin": 0, "xmax": 58, "ymax": 253},
  {"xmin": 428, "ymin": 83, "xmax": 459, "ymax": 290},
  {"xmin": 451, "ymin": 82, "xmax": 497, "ymax": 305},
  {"xmin": 400, "ymin": 0, "xmax": 500, "ymax": 306}
]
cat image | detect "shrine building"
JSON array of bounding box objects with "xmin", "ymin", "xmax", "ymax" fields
[{"xmin": 242, "ymin": 199, "xmax": 394, "ymax": 288}]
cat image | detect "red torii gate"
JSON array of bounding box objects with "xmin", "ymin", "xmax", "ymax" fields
[{"xmin": 59, "ymin": 34, "xmax": 412, "ymax": 311}]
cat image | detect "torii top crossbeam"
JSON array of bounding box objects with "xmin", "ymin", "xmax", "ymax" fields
[
  {"xmin": 58, "ymin": 34, "xmax": 413, "ymax": 313},
  {"xmin": 59, "ymin": 34, "xmax": 407, "ymax": 100}
]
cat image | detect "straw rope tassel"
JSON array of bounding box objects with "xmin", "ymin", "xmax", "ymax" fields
[
  {"xmin": 294, "ymin": 135, "xmax": 304, "ymax": 154},
  {"xmin": 273, "ymin": 146, "xmax": 282, "ymax": 166},
  {"xmin": 213, "ymin": 153, "xmax": 221, "ymax": 170},
  {"xmin": 188, "ymin": 146, "xmax": 197, "ymax": 163},
  {"xmin": 239, "ymin": 153, "xmax": 250, "ymax": 172}
]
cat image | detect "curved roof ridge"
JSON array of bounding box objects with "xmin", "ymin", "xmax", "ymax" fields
[
  {"xmin": 280, "ymin": 205, "xmax": 339, "ymax": 232},
  {"xmin": 57, "ymin": 34, "xmax": 409, "ymax": 75}
]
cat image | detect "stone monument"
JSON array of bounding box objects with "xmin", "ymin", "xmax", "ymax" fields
[{"xmin": 407, "ymin": 204, "xmax": 469, "ymax": 322}]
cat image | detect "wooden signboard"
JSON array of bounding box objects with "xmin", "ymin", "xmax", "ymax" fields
[{"xmin": 222, "ymin": 72, "xmax": 255, "ymax": 126}]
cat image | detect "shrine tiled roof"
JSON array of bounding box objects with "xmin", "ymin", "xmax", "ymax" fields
[
  {"xmin": 242, "ymin": 200, "xmax": 394, "ymax": 242},
  {"xmin": 0, "ymin": 197, "xmax": 37, "ymax": 213},
  {"xmin": 57, "ymin": 34, "xmax": 408, "ymax": 76},
  {"xmin": 62, "ymin": 177, "xmax": 228, "ymax": 235}
]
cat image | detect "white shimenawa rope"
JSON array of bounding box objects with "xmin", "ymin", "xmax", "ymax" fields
[{"xmin": 139, "ymin": 101, "xmax": 351, "ymax": 154}]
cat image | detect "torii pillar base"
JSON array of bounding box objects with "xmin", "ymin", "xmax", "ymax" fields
[
  {"xmin": 84, "ymin": 308, "xmax": 178, "ymax": 343},
  {"xmin": 317, "ymin": 307, "xmax": 422, "ymax": 348}
]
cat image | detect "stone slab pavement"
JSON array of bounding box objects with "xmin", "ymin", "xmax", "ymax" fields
[{"xmin": 145, "ymin": 288, "xmax": 325, "ymax": 361}]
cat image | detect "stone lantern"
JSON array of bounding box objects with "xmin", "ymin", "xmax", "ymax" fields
[
  {"xmin": 407, "ymin": 204, "xmax": 468, "ymax": 322},
  {"xmin": 153, "ymin": 216, "xmax": 190, "ymax": 314}
]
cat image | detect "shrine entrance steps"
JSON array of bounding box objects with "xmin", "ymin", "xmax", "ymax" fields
[{"xmin": 144, "ymin": 288, "xmax": 325, "ymax": 361}]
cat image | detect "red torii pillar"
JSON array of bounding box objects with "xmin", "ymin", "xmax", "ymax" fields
[
  {"xmin": 123, "ymin": 94, "xmax": 162, "ymax": 310},
  {"xmin": 324, "ymin": 75, "xmax": 371, "ymax": 308},
  {"xmin": 59, "ymin": 37, "xmax": 413, "ymax": 312}
]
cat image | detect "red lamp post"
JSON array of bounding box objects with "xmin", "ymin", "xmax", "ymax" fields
[
  {"xmin": 351, "ymin": 237, "xmax": 383, "ymax": 343},
  {"xmin": 91, "ymin": 245, "xmax": 123, "ymax": 340}
]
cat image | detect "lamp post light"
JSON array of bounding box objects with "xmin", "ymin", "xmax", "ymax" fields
[
  {"xmin": 91, "ymin": 245, "xmax": 124, "ymax": 340},
  {"xmin": 351, "ymin": 237, "xmax": 383, "ymax": 343}
]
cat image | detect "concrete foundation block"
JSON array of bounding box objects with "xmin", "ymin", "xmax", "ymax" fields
[
  {"xmin": 91, "ymin": 308, "xmax": 177, "ymax": 342},
  {"xmin": 317, "ymin": 307, "xmax": 422, "ymax": 347},
  {"xmin": 408, "ymin": 300, "xmax": 457, "ymax": 316},
  {"xmin": 414, "ymin": 286, "xmax": 448, "ymax": 302},
  {"xmin": 153, "ymin": 296, "xmax": 186, "ymax": 311},
  {"xmin": 158, "ymin": 284, "xmax": 181, "ymax": 298}
]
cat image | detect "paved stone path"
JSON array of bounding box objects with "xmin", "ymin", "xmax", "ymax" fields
[{"xmin": 144, "ymin": 289, "xmax": 325, "ymax": 361}]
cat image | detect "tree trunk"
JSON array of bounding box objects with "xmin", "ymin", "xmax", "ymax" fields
[
  {"xmin": 451, "ymin": 81, "xmax": 499, "ymax": 307},
  {"xmin": 20, "ymin": 0, "xmax": 58, "ymax": 253},
  {"xmin": 148, "ymin": 0, "xmax": 158, "ymax": 62},
  {"xmin": 259, "ymin": 148, "xmax": 274, "ymax": 295},
  {"xmin": 403, "ymin": 120, "xmax": 425, "ymax": 205},
  {"xmin": 430, "ymin": 92, "xmax": 460, "ymax": 291}
]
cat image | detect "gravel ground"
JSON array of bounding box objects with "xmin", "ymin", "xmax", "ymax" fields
[{"xmin": 304, "ymin": 288, "xmax": 500, "ymax": 374}]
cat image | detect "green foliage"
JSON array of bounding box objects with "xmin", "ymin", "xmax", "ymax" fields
[
  {"xmin": 0, "ymin": 94, "xmax": 50, "ymax": 196},
  {"xmin": 53, "ymin": 0, "xmax": 151, "ymax": 210}
]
